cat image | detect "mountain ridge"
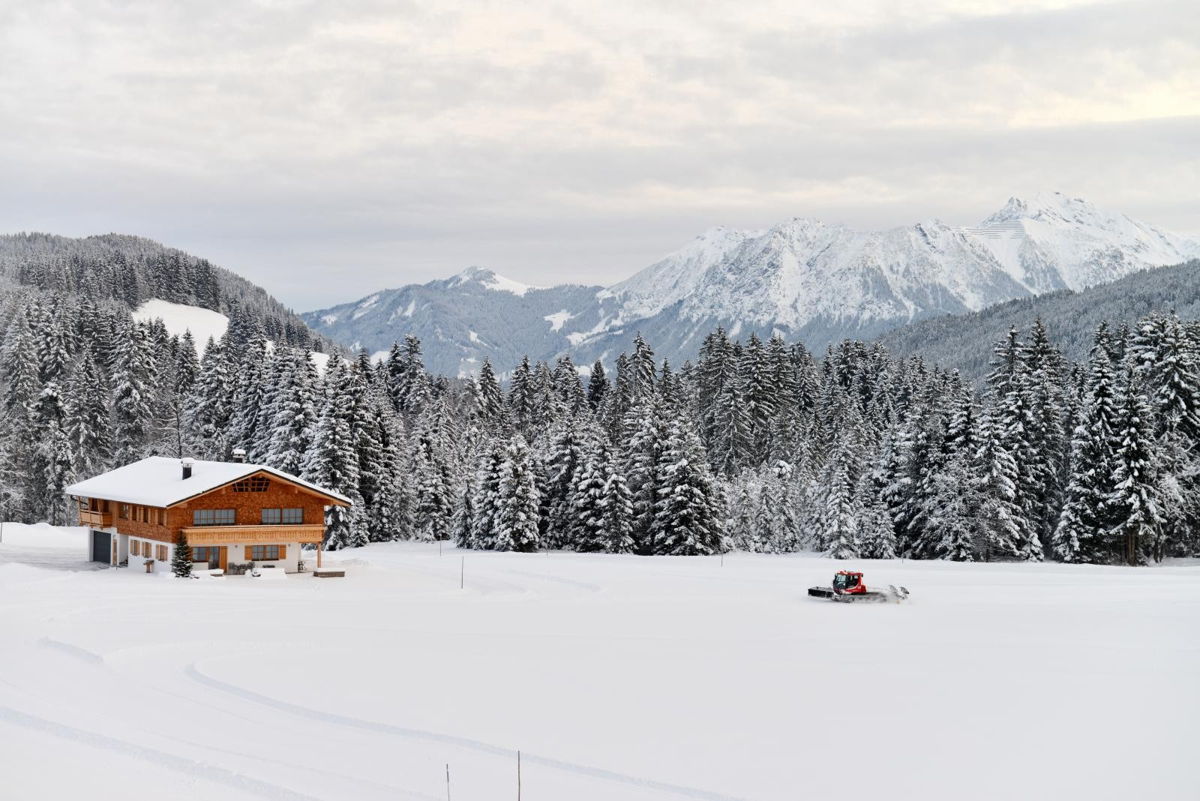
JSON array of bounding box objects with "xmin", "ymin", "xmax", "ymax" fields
[{"xmin": 303, "ymin": 192, "xmax": 1200, "ymax": 373}]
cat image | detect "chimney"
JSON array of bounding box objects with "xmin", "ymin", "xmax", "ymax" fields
[
  {"xmin": 181, "ymin": 458, "xmax": 194, "ymax": 480},
  {"xmin": 232, "ymin": 448, "xmax": 247, "ymax": 464}
]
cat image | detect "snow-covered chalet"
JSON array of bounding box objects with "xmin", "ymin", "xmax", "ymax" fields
[{"xmin": 66, "ymin": 456, "xmax": 351, "ymax": 574}]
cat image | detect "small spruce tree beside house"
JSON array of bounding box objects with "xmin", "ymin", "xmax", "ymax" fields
[{"xmin": 171, "ymin": 531, "xmax": 193, "ymax": 578}]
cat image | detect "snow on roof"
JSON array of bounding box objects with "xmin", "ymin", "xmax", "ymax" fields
[{"xmin": 65, "ymin": 457, "xmax": 351, "ymax": 507}]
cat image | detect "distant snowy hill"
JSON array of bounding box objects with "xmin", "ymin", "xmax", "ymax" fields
[
  {"xmin": 0, "ymin": 232, "xmax": 328, "ymax": 351},
  {"xmin": 304, "ymin": 192, "xmax": 1200, "ymax": 373}
]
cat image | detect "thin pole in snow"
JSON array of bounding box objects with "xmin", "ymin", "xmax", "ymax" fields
[
  {"xmin": 720, "ymin": 553, "xmax": 724, "ymax": 568},
  {"xmin": 460, "ymin": 556, "xmax": 464, "ymax": 589},
  {"xmin": 439, "ymin": 540, "xmax": 443, "ymax": 557},
  {"xmin": 517, "ymin": 750, "xmax": 522, "ymax": 801},
  {"xmin": 446, "ymin": 763, "xmax": 451, "ymax": 801}
]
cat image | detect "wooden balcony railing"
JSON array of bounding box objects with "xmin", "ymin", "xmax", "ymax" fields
[
  {"xmin": 78, "ymin": 509, "xmax": 113, "ymax": 528},
  {"xmin": 182, "ymin": 524, "xmax": 326, "ymax": 546}
]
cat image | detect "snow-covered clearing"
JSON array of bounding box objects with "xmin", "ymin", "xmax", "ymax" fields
[
  {"xmin": 1, "ymin": 523, "xmax": 1196, "ymax": 801},
  {"xmin": 133, "ymin": 299, "xmax": 229, "ymax": 350}
]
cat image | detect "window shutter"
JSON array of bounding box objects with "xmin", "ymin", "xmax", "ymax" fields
[{"xmin": 245, "ymin": 546, "xmax": 254, "ymax": 561}]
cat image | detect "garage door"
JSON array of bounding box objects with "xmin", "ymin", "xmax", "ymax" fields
[{"xmin": 90, "ymin": 530, "xmax": 111, "ymax": 564}]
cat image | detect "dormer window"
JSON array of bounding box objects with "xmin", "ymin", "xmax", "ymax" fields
[{"xmin": 232, "ymin": 477, "xmax": 270, "ymax": 492}]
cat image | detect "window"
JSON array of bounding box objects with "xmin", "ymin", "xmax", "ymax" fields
[
  {"xmin": 193, "ymin": 547, "xmax": 215, "ymax": 562},
  {"xmin": 119, "ymin": 504, "xmax": 130, "ymax": 520},
  {"xmin": 157, "ymin": 509, "xmax": 165, "ymax": 525},
  {"xmin": 233, "ymin": 477, "xmax": 270, "ymax": 492},
  {"xmin": 131, "ymin": 540, "xmax": 139, "ymax": 557},
  {"xmin": 156, "ymin": 545, "xmax": 168, "ymax": 561},
  {"xmin": 192, "ymin": 509, "xmax": 235, "ymax": 526},
  {"xmin": 250, "ymin": 545, "xmax": 282, "ymax": 561},
  {"xmin": 261, "ymin": 508, "xmax": 303, "ymax": 525}
]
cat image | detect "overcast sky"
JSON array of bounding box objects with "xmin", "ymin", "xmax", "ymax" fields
[{"xmin": 1, "ymin": 0, "xmax": 1197, "ymax": 310}]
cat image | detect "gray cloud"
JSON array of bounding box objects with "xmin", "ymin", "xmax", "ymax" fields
[{"xmin": 0, "ymin": 0, "xmax": 1196, "ymax": 310}]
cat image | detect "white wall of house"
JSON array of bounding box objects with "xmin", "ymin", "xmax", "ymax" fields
[
  {"xmin": 118, "ymin": 537, "xmax": 304, "ymax": 574},
  {"xmin": 222, "ymin": 542, "xmax": 299, "ymax": 573}
]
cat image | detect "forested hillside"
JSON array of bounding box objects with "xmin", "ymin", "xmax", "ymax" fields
[
  {"xmin": 881, "ymin": 260, "xmax": 1200, "ymax": 379},
  {"xmin": 4, "ymin": 275, "xmax": 1196, "ymax": 565},
  {"xmin": 0, "ymin": 233, "xmax": 323, "ymax": 349}
]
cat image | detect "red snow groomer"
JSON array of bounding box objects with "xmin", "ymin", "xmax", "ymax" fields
[{"xmin": 808, "ymin": 570, "xmax": 909, "ymax": 603}]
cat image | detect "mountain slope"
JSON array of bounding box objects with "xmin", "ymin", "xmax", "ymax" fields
[
  {"xmin": 303, "ymin": 193, "xmax": 1200, "ymax": 371},
  {"xmin": 307, "ymin": 266, "xmax": 612, "ymax": 375},
  {"xmin": 880, "ymin": 259, "xmax": 1200, "ymax": 380}
]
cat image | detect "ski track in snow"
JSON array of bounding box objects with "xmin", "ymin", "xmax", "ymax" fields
[
  {"xmin": 186, "ymin": 663, "xmax": 746, "ymax": 801},
  {"xmin": 0, "ymin": 704, "xmax": 329, "ymax": 801}
]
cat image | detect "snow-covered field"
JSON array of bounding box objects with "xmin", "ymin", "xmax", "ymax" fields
[{"xmin": 1, "ymin": 523, "xmax": 1196, "ymax": 801}]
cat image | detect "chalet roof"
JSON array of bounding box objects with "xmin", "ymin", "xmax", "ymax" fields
[{"xmin": 65, "ymin": 457, "xmax": 352, "ymax": 507}]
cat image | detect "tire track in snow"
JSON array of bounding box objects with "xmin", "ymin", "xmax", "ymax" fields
[
  {"xmin": 502, "ymin": 568, "xmax": 604, "ymax": 593},
  {"xmin": 0, "ymin": 704, "xmax": 327, "ymax": 801},
  {"xmin": 187, "ymin": 663, "xmax": 747, "ymax": 801}
]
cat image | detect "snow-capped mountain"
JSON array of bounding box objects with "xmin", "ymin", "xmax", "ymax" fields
[{"xmin": 303, "ymin": 193, "xmax": 1200, "ymax": 373}]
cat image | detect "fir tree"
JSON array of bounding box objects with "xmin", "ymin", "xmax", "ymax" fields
[
  {"xmin": 653, "ymin": 417, "xmax": 724, "ymax": 555},
  {"xmin": 494, "ymin": 436, "xmax": 540, "ymax": 552},
  {"xmin": 1109, "ymin": 369, "xmax": 1164, "ymax": 564},
  {"xmin": 171, "ymin": 531, "xmax": 193, "ymax": 578}
]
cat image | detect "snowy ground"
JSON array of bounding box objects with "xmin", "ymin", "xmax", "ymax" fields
[{"xmin": 1, "ymin": 523, "xmax": 1197, "ymax": 801}]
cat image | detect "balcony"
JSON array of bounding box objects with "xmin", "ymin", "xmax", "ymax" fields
[
  {"xmin": 181, "ymin": 524, "xmax": 326, "ymax": 546},
  {"xmin": 78, "ymin": 509, "xmax": 113, "ymax": 528}
]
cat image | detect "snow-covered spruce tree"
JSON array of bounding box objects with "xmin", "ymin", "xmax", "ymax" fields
[
  {"xmin": 494, "ymin": 435, "xmax": 540, "ymax": 552},
  {"xmin": 629, "ymin": 333, "xmax": 657, "ymax": 404},
  {"xmin": 1108, "ymin": 368, "xmax": 1164, "ymax": 564},
  {"xmin": 1052, "ymin": 332, "xmax": 1121, "ymax": 563},
  {"xmin": 507, "ymin": 356, "xmax": 539, "ymax": 440},
  {"xmin": 366, "ymin": 402, "xmax": 410, "ymax": 542},
  {"xmin": 469, "ymin": 439, "xmax": 506, "ymax": 550},
  {"xmin": 226, "ymin": 333, "xmax": 270, "ymax": 459},
  {"xmin": 915, "ymin": 449, "xmax": 977, "ymax": 561},
  {"xmin": 37, "ymin": 314, "xmax": 73, "ymax": 385},
  {"xmin": 65, "ymin": 351, "xmax": 111, "ymax": 478},
  {"xmin": 552, "ymin": 356, "xmax": 586, "ymax": 415},
  {"xmin": 1129, "ymin": 312, "xmax": 1200, "ymax": 554},
  {"xmin": 171, "ymin": 531, "xmax": 193, "ymax": 578},
  {"xmin": 740, "ymin": 333, "xmax": 779, "ymax": 461},
  {"xmin": 410, "ymin": 400, "xmax": 454, "ymax": 542},
  {"xmin": 623, "ymin": 395, "xmax": 669, "ymax": 553},
  {"xmin": 653, "ymin": 417, "xmax": 724, "ymax": 556},
  {"xmin": 472, "ymin": 358, "xmax": 506, "ymax": 430},
  {"xmin": 24, "ymin": 381, "xmax": 75, "ymax": 525},
  {"xmin": 453, "ymin": 472, "xmax": 476, "ymax": 549},
  {"xmin": 855, "ymin": 474, "xmax": 897, "ymax": 559},
  {"xmin": 708, "ymin": 369, "xmax": 751, "ymax": 477},
  {"xmin": 385, "ymin": 334, "xmax": 429, "ymax": 415},
  {"xmin": 111, "ymin": 322, "xmax": 159, "ymax": 465},
  {"xmin": 601, "ymin": 444, "xmax": 635, "ymax": 554},
  {"xmin": 816, "ymin": 445, "xmax": 859, "ymax": 559},
  {"xmin": 972, "ymin": 411, "xmax": 1034, "ymax": 561},
  {"xmin": 988, "ymin": 371, "xmax": 1044, "ymax": 561},
  {"xmin": 3, "ymin": 309, "xmax": 41, "ymax": 417},
  {"xmin": 754, "ymin": 461, "xmax": 798, "ymax": 553},
  {"xmin": 303, "ymin": 358, "xmax": 364, "ymax": 550},
  {"xmin": 543, "ymin": 423, "xmax": 584, "ymax": 549},
  {"xmin": 586, "ymin": 360, "xmax": 609, "ymax": 410},
  {"xmin": 265, "ymin": 349, "xmax": 321, "ymax": 475},
  {"xmin": 182, "ymin": 337, "xmax": 232, "ymax": 461},
  {"xmin": 570, "ymin": 432, "xmax": 609, "ymax": 552},
  {"xmin": 725, "ymin": 477, "xmax": 759, "ymax": 552}
]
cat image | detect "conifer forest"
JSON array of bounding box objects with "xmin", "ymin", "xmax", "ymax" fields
[{"xmin": 2, "ymin": 286, "xmax": 1197, "ymax": 566}]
